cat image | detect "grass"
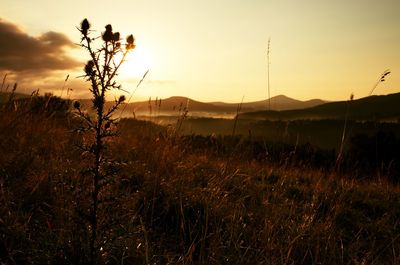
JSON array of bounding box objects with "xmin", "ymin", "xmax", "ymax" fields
[{"xmin": 0, "ymin": 94, "xmax": 400, "ymax": 264}]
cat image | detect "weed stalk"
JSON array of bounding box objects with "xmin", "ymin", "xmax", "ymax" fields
[{"xmin": 75, "ymin": 18, "xmax": 135, "ymax": 264}]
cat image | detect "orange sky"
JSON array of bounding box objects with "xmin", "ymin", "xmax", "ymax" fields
[{"xmin": 1, "ymin": 0, "xmax": 399, "ymax": 103}]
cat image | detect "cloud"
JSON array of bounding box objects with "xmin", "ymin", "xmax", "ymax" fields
[{"xmin": 0, "ymin": 18, "xmax": 81, "ymax": 74}]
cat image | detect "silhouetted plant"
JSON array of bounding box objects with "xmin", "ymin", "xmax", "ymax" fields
[
  {"xmin": 368, "ymin": 69, "xmax": 391, "ymax": 96},
  {"xmin": 336, "ymin": 93, "xmax": 354, "ymax": 169},
  {"xmin": 74, "ymin": 18, "xmax": 135, "ymax": 265}
]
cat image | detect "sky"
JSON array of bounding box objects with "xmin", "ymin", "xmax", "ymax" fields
[{"xmin": 0, "ymin": 0, "xmax": 399, "ymax": 103}]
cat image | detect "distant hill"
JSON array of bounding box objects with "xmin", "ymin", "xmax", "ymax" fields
[
  {"xmin": 120, "ymin": 95, "xmax": 326, "ymax": 117},
  {"xmin": 0, "ymin": 91, "xmax": 326, "ymax": 118},
  {"xmin": 127, "ymin": 96, "xmax": 232, "ymax": 113},
  {"xmin": 211, "ymin": 95, "xmax": 325, "ymax": 111},
  {"xmin": 240, "ymin": 93, "xmax": 400, "ymax": 121}
]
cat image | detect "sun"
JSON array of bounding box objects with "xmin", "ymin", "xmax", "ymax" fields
[
  {"xmin": 118, "ymin": 45, "xmax": 152, "ymax": 80},
  {"xmin": 108, "ymin": 44, "xmax": 153, "ymax": 100}
]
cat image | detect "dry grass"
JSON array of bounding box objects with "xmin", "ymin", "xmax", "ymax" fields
[{"xmin": 0, "ymin": 97, "xmax": 400, "ymax": 264}]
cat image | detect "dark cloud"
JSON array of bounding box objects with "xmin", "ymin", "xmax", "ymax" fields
[{"xmin": 0, "ymin": 18, "xmax": 81, "ymax": 73}]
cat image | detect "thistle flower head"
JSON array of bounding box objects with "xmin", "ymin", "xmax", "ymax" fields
[
  {"xmin": 118, "ymin": 95, "xmax": 126, "ymax": 103},
  {"xmin": 102, "ymin": 24, "xmax": 113, "ymax": 42},
  {"xmin": 84, "ymin": 60, "xmax": 95, "ymax": 76},
  {"xmin": 113, "ymin": 32, "xmax": 120, "ymax": 42},
  {"xmin": 81, "ymin": 18, "xmax": 90, "ymax": 36},
  {"xmin": 105, "ymin": 121, "xmax": 112, "ymax": 129},
  {"xmin": 73, "ymin": 101, "xmax": 81, "ymax": 109},
  {"xmin": 126, "ymin": 35, "xmax": 135, "ymax": 50}
]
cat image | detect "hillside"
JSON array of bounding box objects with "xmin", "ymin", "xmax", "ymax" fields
[
  {"xmin": 240, "ymin": 92, "xmax": 400, "ymax": 121},
  {"xmin": 120, "ymin": 95, "xmax": 325, "ymax": 117},
  {"xmin": 1, "ymin": 94, "xmax": 400, "ymax": 264},
  {"xmin": 211, "ymin": 95, "xmax": 325, "ymax": 111},
  {"xmin": 0, "ymin": 91, "xmax": 325, "ymax": 116}
]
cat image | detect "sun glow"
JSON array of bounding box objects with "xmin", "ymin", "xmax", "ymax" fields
[
  {"xmin": 118, "ymin": 45, "xmax": 152, "ymax": 80},
  {"xmin": 107, "ymin": 44, "xmax": 153, "ymax": 101}
]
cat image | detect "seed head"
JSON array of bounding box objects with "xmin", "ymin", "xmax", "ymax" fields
[
  {"xmin": 126, "ymin": 35, "xmax": 135, "ymax": 50},
  {"xmin": 118, "ymin": 95, "xmax": 126, "ymax": 103},
  {"xmin": 105, "ymin": 121, "xmax": 111, "ymax": 129},
  {"xmin": 113, "ymin": 32, "xmax": 120, "ymax": 42},
  {"xmin": 84, "ymin": 60, "xmax": 95, "ymax": 76},
  {"xmin": 380, "ymin": 70, "xmax": 391, "ymax": 82},
  {"xmin": 102, "ymin": 24, "xmax": 113, "ymax": 42},
  {"xmin": 73, "ymin": 101, "xmax": 81, "ymax": 109},
  {"xmin": 81, "ymin": 19, "xmax": 90, "ymax": 36}
]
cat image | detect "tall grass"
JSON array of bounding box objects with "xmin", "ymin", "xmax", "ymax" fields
[
  {"xmin": 336, "ymin": 93, "xmax": 354, "ymax": 168},
  {"xmin": 1, "ymin": 95, "xmax": 400, "ymax": 263}
]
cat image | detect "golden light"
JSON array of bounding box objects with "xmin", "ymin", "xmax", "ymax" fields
[{"xmin": 118, "ymin": 45, "xmax": 152, "ymax": 79}]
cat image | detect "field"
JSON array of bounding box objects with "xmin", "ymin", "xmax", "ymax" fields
[
  {"xmin": 1, "ymin": 93, "xmax": 400, "ymax": 264},
  {"xmin": 144, "ymin": 115, "xmax": 400, "ymax": 151}
]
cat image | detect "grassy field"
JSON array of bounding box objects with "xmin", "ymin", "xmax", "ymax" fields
[
  {"xmin": 139, "ymin": 115, "xmax": 400, "ymax": 154},
  {"xmin": 0, "ymin": 94, "xmax": 400, "ymax": 264}
]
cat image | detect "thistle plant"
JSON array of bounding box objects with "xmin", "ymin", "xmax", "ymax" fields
[{"xmin": 74, "ymin": 18, "xmax": 135, "ymax": 265}]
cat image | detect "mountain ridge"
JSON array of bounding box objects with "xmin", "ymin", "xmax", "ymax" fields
[
  {"xmin": 0, "ymin": 91, "xmax": 327, "ymax": 116},
  {"xmin": 240, "ymin": 92, "xmax": 400, "ymax": 121},
  {"xmin": 122, "ymin": 94, "xmax": 326, "ymax": 115}
]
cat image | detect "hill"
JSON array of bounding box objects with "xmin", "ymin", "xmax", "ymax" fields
[
  {"xmin": 240, "ymin": 92, "xmax": 400, "ymax": 121},
  {"xmin": 0, "ymin": 91, "xmax": 325, "ymax": 117},
  {"xmin": 1, "ymin": 94, "xmax": 400, "ymax": 264},
  {"xmin": 211, "ymin": 95, "xmax": 325, "ymax": 111},
  {"xmin": 120, "ymin": 95, "xmax": 325, "ymax": 117}
]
